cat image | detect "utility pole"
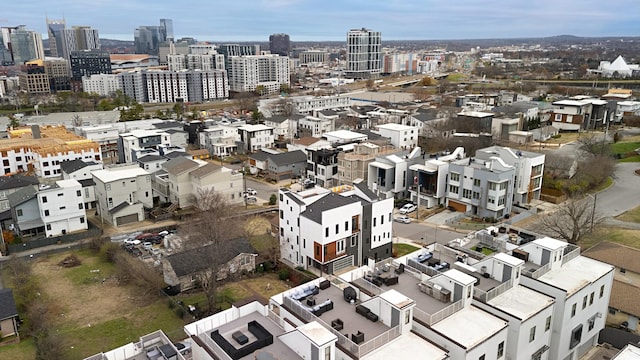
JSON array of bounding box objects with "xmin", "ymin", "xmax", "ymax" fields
[{"xmin": 590, "ymin": 193, "xmax": 597, "ymax": 233}]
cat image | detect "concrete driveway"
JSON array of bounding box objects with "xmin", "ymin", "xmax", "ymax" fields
[{"xmin": 596, "ymin": 162, "xmax": 640, "ymax": 217}]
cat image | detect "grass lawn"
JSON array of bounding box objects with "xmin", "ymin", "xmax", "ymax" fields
[
  {"xmin": 0, "ymin": 338, "xmax": 36, "ymax": 360},
  {"xmin": 594, "ymin": 177, "xmax": 614, "ymax": 192},
  {"xmin": 546, "ymin": 132, "xmax": 581, "ymax": 145},
  {"xmin": 619, "ymin": 155, "xmax": 640, "ymax": 162},
  {"xmin": 611, "ymin": 141, "xmax": 640, "ymax": 154},
  {"xmin": 597, "ymin": 228, "xmax": 640, "ymax": 248},
  {"xmin": 616, "ymin": 206, "xmax": 640, "ymax": 223},
  {"xmin": 393, "ymin": 243, "xmax": 420, "ymax": 257}
]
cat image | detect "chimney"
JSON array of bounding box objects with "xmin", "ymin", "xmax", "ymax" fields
[{"xmin": 31, "ymin": 125, "xmax": 41, "ymax": 139}]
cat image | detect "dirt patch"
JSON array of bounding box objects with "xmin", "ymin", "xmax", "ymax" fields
[
  {"xmin": 31, "ymin": 253, "xmax": 141, "ymax": 329},
  {"xmin": 244, "ymin": 216, "xmax": 271, "ymax": 236},
  {"xmin": 635, "ymin": 169, "xmax": 640, "ymax": 176}
]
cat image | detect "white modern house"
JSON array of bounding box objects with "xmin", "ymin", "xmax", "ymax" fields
[
  {"xmin": 238, "ymin": 124, "xmax": 275, "ymax": 153},
  {"xmin": 38, "ymin": 179, "xmax": 88, "ymax": 237},
  {"xmin": 409, "ymin": 147, "xmax": 465, "ymax": 208},
  {"xmin": 60, "ymin": 159, "xmax": 103, "ymax": 210},
  {"xmin": 118, "ymin": 129, "xmax": 172, "ymax": 164},
  {"xmin": 518, "ymin": 237, "xmax": 614, "ymax": 360},
  {"xmin": 92, "ymin": 165, "xmax": 153, "ymax": 227},
  {"xmin": 375, "ymin": 123, "xmax": 418, "ymax": 150},
  {"xmin": 279, "ymin": 183, "xmax": 394, "ymax": 273},
  {"xmin": 298, "ymin": 115, "xmax": 335, "ymax": 138}
]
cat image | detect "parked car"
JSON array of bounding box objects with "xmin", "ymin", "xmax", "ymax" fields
[
  {"xmin": 149, "ymin": 248, "xmax": 162, "ymax": 257},
  {"xmin": 135, "ymin": 232, "xmax": 159, "ymax": 240},
  {"xmin": 244, "ymin": 188, "xmax": 257, "ymax": 196},
  {"xmin": 394, "ymin": 215, "xmax": 412, "ymax": 224},
  {"xmin": 399, "ymin": 203, "xmax": 417, "ymax": 214},
  {"xmin": 142, "ymin": 242, "xmax": 153, "ymax": 251},
  {"xmin": 131, "ymin": 248, "xmax": 142, "ymax": 257},
  {"xmin": 245, "ymin": 196, "xmax": 257, "ymax": 204},
  {"xmin": 123, "ymin": 238, "xmax": 141, "ymax": 246},
  {"xmin": 148, "ymin": 235, "xmax": 163, "ymax": 245},
  {"xmin": 158, "ymin": 230, "xmax": 169, "ymax": 237}
]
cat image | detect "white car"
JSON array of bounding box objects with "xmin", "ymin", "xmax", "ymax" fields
[
  {"xmin": 394, "ymin": 215, "xmax": 412, "ymax": 224},
  {"xmin": 142, "ymin": 242, "xmax": 153, "ymax": 251},
  {"xmin": 123, "ymin": 238, "xmax": 141, "ymax": 246},
  {"xmin": 244, "ymin": 188, "xmax": 257, "ymax": 196},
  {"xmin": 399, "ymin": 204, "xmax": 417, "ymax": 214}
]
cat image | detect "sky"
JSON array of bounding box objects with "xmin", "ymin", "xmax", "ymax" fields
[{"xmin": 5, "ymin": 0, "xmax": 640, "ymax": 42}]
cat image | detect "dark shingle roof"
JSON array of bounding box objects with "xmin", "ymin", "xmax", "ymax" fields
[
  {"xmin": 165, "ymin": 238, "xmax": 256, "ymax": 277},
  {"xmin": 137, "ymin": 154, "xmax": 165, "ymax": 163},
  {"xmin": 282, "ymin": 190, "xmax": 304, "ymax": 206},
  {"xmin": 0, "ymin": 174, "xmax": 39, "ymax": 190},
  {"xmin": 302, "ymin": 192, "xmax": 359, "ymax": 224},
  {"xmin": 7, "ymin": 186, "xmax": 38, "ymax": 207},
  {"xmin": 78, "ymin": 179, "xmax": 96, "ymax": 187},
  {"xmin": 353, "ymin": 181, "xmax": 377, "ymax": 201},
  {"xmin": 610, "ymin": 280, "xmax": 640, "ymax": 318},
  {"xmin": 59, "ymin": 159, "xmax": 96, "ymax": 175},
  {"xmin": 109, "ymin": 201, "xmax": 131, "ymax": 214},
  {"xmin": 0, "ymin": 288, "xmax": 18, "ymax": 320},
  {"xmin": 165, "ymin": 129, "xmax": 185, "ymax": 134},
  {"xmin": 153, "ymin": 121, "xmax": 183, "ymax": 129},
  {"xmin": 266, "ymin": 115, "xmax": 288, "ymax": 124},
  {"xmin": 164, "ymin": 151, "xmax": 190, "ymax": 159},
  {"xmin": 249, "ymin": 150, "xmax": 271, "ymax": 162},
  {"xmin": 267, "ymin": 150, "xmax": 307, "ymax": 167},
  {"xmin": 163, "ymin": 157, "xmax": 199, "ymax": 175}
]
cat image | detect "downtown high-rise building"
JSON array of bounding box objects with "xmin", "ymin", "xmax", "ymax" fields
[
  {"xmin": 46, "ymin": 17, "xmax": 66, "ymax": 58},
  {"xmin": 269, "ymin": 33, "xmax": 291, "ymax": 56},
  {"xmin": 134, "ymin": 19, "xmax": 173, "ymax": 55},
  {"xmin": 46, "ymin": 18, "xmax": 100, "ymax": 60},
  {"xmin": 6, "ymin": 26, "xmax": 45, "ymax": 64},
  {"xmin": 346, "ymin": 28, "xmax": 382, "ymax": 79},
  {"xmin": 70, "ymin": 50, "xmax": 112, "ymax": 80}
]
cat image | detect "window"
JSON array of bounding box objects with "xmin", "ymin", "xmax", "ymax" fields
[
  {"xmin": 373, "ymin": 217, "xmax": 377, "ymax": 226},
  {"xmin": 472, "ymin": 191, "xmax": 480, "ymax": 199},
  {"xmin": 497, "ymin": 341, "xmax": 504, "ymax": 358},
  {"xmin": 337, "ymin": 239, "xmax": 345, "ymax": 254},
  {"xmin": 478, "ymin": 355, "xmax": 485, "ymax": 360},
  {"xmin": 76, "ymin": 190, "xmax": 82, "ymax": 197},
  {"xmin": 449, "ymin": 185, "xmax": 459, "ymax": 194},
  {"xmin": 280, "ymin": 210, "xmax": 283, "ymax": 219},
  {"xmin": 46, "ymin": 224, "xmax": 51, "ymax": 230},
  {"xmin": 600, "ymin": 285, "xmax": 605, "ymax": 298},
  {"xmin": 58, "ymin": 192, "xmax": 64, "ymax": 197},
  {"xmin": 325, "ymin": 228, "xmax": 329, "ymax": 237},
  {"xmin": 78, "ymin": 203, "xmax": 83, "ymax": 210},
  {"xmin": 570, "ymin": 325, "xmax": 583, "ymax": 349},
  {"xmin": 17, "ymin": 209, "xmax": 23, "ymax": 216},
  {"xmin": 588, "ymin": 316, "xmax": 596, "ymax": 331},
  {"xmin": 44, "ymin": 210, "xmax": 50, "ymax": 216},
  {"xmin": 500, "ymin": 182, "xmax": 508, "ymax": 190},
  {"xmin": 405, "ymin": 309, "xmax": 410, "ymax": 324},
  {"xmin": 498, "ymin": 196, "xmax": 506, "ymax": 206},
  {"xmin": 582, "ymin": 295, "xmax": 587, "ymax": 309},
  {"xmin": 80, "ymin": 217, "xmax": 85, "ymax": 224},
  {"xmin": 450, "ymin": 172, "xmax": 460, "ymax": 182},
  {"xmin": 571, "ymin": 303, "xmax": 577, "ymax": 317},
  {"xmin": 473, "ymin": 178, "xmax": 480, "ymax": 187},
  {"xmin": 381, "ymin": 215, "xmax": 384, "ymax": 225},
  {"xmin": 351, "ymin": 235, "xmax": 358, "ymax": 247},
  {"xmin": 280, "ymin": 227, "xmax": 284, "ymax": 236},
  {"xmin": 488, "ymin": 182, "xmax": 497, "ymax": 190},
  {"xmin": 589, "ymin": 292, "xmax": 594, "ymax": 305},
  {"xmin": 555, "ymin": 114, "xmax": 562, "ymax": 121},
  {"xmin": 42, "ymin": 196, "xmax": 48, "ymax": 203},
  {"xmin": 44, "ymin": 170, "xmax": 51, "ymax": 176},
  {"xmin": 529, "ymin": 326, "xmax": 536, "ymax": 342},
  {"xmin": 462, "ymin": 189, "xmax": 472, "ymax": 199},
  {"xmin": 335, "ymin": 224, "xmax": 339, "ymax": 234},
  {"xmin": 545, "ymin": 316, "xmax": 552, "ymax": 331},
  {"xmin": 488, "ymin": 196, "xmax": 496, "ymax": 204}
]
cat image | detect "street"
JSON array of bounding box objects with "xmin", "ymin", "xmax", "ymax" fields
[
  {"xmin": 595, "ymin": 162, "xmax": 640, "ymax": 218},
  {"xmin": 392, "ymin": 220, "xmax": 465, "ymax": 246}
]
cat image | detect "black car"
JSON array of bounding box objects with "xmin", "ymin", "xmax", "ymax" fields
[
  {"xmin": 148, "ymin": 235, "xmax": 163, "ymax": 244},
  {"xmin": 131, "ymin": 248, "xmax": 143, "ymax": 257}
]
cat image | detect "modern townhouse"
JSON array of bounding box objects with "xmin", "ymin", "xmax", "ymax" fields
[
  {"xmin": 238, "ymin": 124, "xmax": 275, "ymax": 153},
  {"xmin": 9, "ymin": 179, "xmax": 87, "ymax": 238},
  {"xmin": 337, "ymin": 142, "xmax": 399, "ymax": 186},
  {"xmin": 279, "ymin": 183, "xmax": 394, "ymax": 273},
  {"xmin": 0, "ymin": 175, "xmax": 39, "ymax": 226},
  {"xmin": 60, "ymin": 159, "xmax": 103, "ymax": 210},
  {"xmin": 92, "ymin": 165, "xmax": 153, "ymax": 227},
  {"xmin": 408, "ymin": 147, "xmax": 465, "ymax": 208},
  {"xmin": 298, "ymin": 115, "xmax": 335, "ymax": 138},
  {"xmin": 367, "ymin": 147, "xmax": 421, "ymax": 199},
  {"xmin": 375, "ymin": 123, "xmax": 418, "ymax": 150},
  {"xmin": 117, "ymin": 129, "xmax": 172, "ymax": 164}
]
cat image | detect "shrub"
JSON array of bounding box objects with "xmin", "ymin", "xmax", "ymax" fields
[
  {"xmin": 99, "ymin": 242, "xmax": 119, "ymax": 263},
  {"xmin": 278, "ymin": 268, "xmax": 290, "ymax": 280},
  {"xmin": 269, "ymin": 194, "xmax": 277, "ymax": 205},
  {"xmin": 174, "ymin": 307, "xmax": 185, "ymax": 318}
]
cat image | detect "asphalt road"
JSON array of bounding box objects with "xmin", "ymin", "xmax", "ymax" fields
[
  {"xmin": 245, "ymin": 177, "xmax": 281, "ymax": 203},
  {"xmin": 595, "ymin": 162, "xmax": 640, "ymax": 217}
]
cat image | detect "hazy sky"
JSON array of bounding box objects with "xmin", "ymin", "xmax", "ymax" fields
[{"xmin": 7, "ymin": 0, "xmax": 640, "ymax": 42}]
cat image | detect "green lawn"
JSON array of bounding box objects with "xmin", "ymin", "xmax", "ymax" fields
[
  {"xmin": 616, "ymin": 206, "xmax": 640, "ymax": 223},
  {"xmin": 599, "ymin": 229, "xmax": 640, "ymax": 248},
  {"xmin": 393, "ymin": 243, "xmax": 420, "ymax": 257},
  {"xmin": 594, "ymin": 177, "xmax": 614, "ymax": 192},
  {"xmin": 611, "ymin": 141, "xmax": 640, "ymax": 154},
  {"xmin": 0, "ymin": 338, "xmax": 36, "ymax": 360},
  {"xmin": 619, "ymin": 155, "xmax": 640, "ymax": 162}
]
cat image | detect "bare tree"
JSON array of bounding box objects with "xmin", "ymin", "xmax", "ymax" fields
[
  {"xmin": 181, "ymin": 189, "xmax": 244, "ymax": 314},
  {"xmin": 275, "ymin": 97, "xmax": 296, "ymax": 117},
  {"xmin": 536, "ymin": 195, "xmax": 603, "ymax": 244},
  {"xmin": 577, "ymin": 133, "xmax": 610, "ymax": 157}
]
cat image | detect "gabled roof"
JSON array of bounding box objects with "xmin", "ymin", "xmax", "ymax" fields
[
  {"xmin": 59, "ymin": 159, "xmax": 96, "ymax": 174},
  {"xmin": 0, "ymin": 289, "xmax": 18, "ymax": 321},
  {"xmin": 302, "ymin": 192, "xmax": 359, "ymax": 223},
  {"xmin": 190, "ymin": 163, "xmax": 221, "ymax": 179},
  {"xmin": 0, "ymin": 174, "xmax": 39, "ymax": 191},
  {"xmin": 152, "ymin": 121, "xmax": 183, "ymax": 129},
  {"xmin": 7, "ymin": 186, "xmax": 38, "ymax": 207},
  {"xmin": 164, "ymin": 151, "xmax": 190, "ymax": 159},
  {"xmin": 265, "ymin": 115, "xmax": 289, "ymax": 124},
  {"xmin": 353, "ymin": 181, "xmax": 378, "ymax": 201},
  {"xmin": 610, "ymin": 280, "xmax": 640, "ymax": 318},
  {"xmin": 165, "ymin": 238, "xmax": 256, "ymax": 277},
  {"xmin": 583, "ymin": 241, "xmax": 640, "ymax": 274},
  {"xmin": 249, "ymin": 150, "xmax": 271, "ymax": 162},
  {"xmin": 293, "ymin": 136, "xmax": 322, "ymax": 146},
  {"xmin": 267, "ymin": 150, "xmax": 307, "ymax": 166},
  {"xmin": 163, "ymin": 157, "xmax": 200, "ymax": 175},
  {"xmin": 137, "ymin": 154, "xmax": 165, "ymax": 163}
]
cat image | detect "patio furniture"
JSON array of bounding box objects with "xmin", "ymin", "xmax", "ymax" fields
[
  {"xmin": 351, "ymin": 331, "xmax": 364, "ymax": 344},
  {"xmin": 331, "ymin": 318, "xmax": 344, "ymax": 331},
  {"xmin": 232, "ymin": 331, "xmax": 249, "ymax": 345}
]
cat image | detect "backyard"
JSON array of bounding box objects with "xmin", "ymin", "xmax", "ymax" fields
[{"xmin": 0, "ymin": 248, "xmax": 290, "ymax": 360}]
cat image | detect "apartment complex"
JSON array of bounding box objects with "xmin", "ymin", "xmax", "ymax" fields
[
  {"xmin": 228, "ymin": 54, "xmax": 289, "ymax": 94},
  {"xmin": 70, "ymin": 50, "xmax": 112, "ymax": 80},
  {"xmin": 118, "ymin": 69, "xmax": 228, "ymax": 103},
  {"xmin": 82, "ymin": 74, "xmax": 119, "ymax": 96},
  {"xmin": 346, "ymin": 28, "xmax": 382, "ymax": 78}
]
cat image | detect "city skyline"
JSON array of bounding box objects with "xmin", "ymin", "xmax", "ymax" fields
[{"xmin": 6, "ymin": 0, "xmax": 639, "ymax": 43}]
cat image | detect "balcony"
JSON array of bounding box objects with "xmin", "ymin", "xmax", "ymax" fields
[{"xmin": 410, "ymin": 185, "xmax": 436, "ymax": 196}]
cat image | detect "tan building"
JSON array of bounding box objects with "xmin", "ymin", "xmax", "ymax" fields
[
  {"xmin": 18, "ymin": 62, "xmax": 50, "ymax": 94},
  {"xmin": 337, "ymin": 143, "xmax": 397, "ymax": 185}
]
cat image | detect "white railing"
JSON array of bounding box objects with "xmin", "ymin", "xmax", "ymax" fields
[
  {"xmin": 525, "ymin": 263, "xmax": 551, "ymax": 279},
  {"xmin": 412, "ymin": 299, "xmax": 464, "ymax": 326},
  {"xmin": 562, "ymin": 245, "xmax": 581, "ymax": 265},
  {"xmin": 359, "ymin": 326, "xmax": 401, "ymax": 357},
  {"xmin": 475, "ymin": 278, "xmax": 515, "ymax": 303}
]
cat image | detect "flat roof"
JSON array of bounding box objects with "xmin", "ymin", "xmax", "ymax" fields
[
  {"xmin": 92, "ymin": 166, "xmax": 149, "ymax": 183},
  {"xmin": 614, "ymin": 344, "xmax": 640, "ymax": 360},
  {"xmin": 537, "ymin": 256, "xmax": 613, "ymax": 296},
  {"xmin": 238, "ymin": 124, "xmax": 273, "ymax": 131},
  {"xmin": 324, "ymin": 130, "xmax": 368, "ymax": 140},
  {"xmin": 493, "ymin": 253, "xmax": 525, "ymax": 267},
  {"xmin": 443, "ymin": 269, "xmax": 477, "ymax": 286},
  {"xmin": 532, "ymin": 237, "xmax": 566, "ymax": 251},
  {"xmin": 431, "ymin": 306, "xmax": 507, "ymax": 349},
  {"xmin": 377, "ymin": 123, "xmax": 416, "ymax": 131},
  {"xmin": 364, "ymin": 331, "xmax": 448, "ymax": 360},
  {"xmin": 488, "ymin": 284, "xmax": 554, "ymax": 320},
  {"xmin": 370, "ymin": 161, "xmax": 394, "ymax": 170},
  {"xmin": 297, "ymin": 321, "xmax": 336, "ymax": 347},
  {"xmin": 553, "ymin": 99, "xmax": 589, "ymax": 106},
  {"xmin": 55, "ymin": 179, "xmax": 81, "ymax": 189},
  {"xmin": 379, "ymin": 289, "xmax": 415, "ymax": 309}
]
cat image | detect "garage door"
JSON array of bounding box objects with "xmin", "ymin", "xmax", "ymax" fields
[
  {"xmin": 116, "ymin": 213, "xmax": 139, "ymax": 226},
  {"xmin": 448, "ymin": 200, "xmax": 467, "ymax": 212}
]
